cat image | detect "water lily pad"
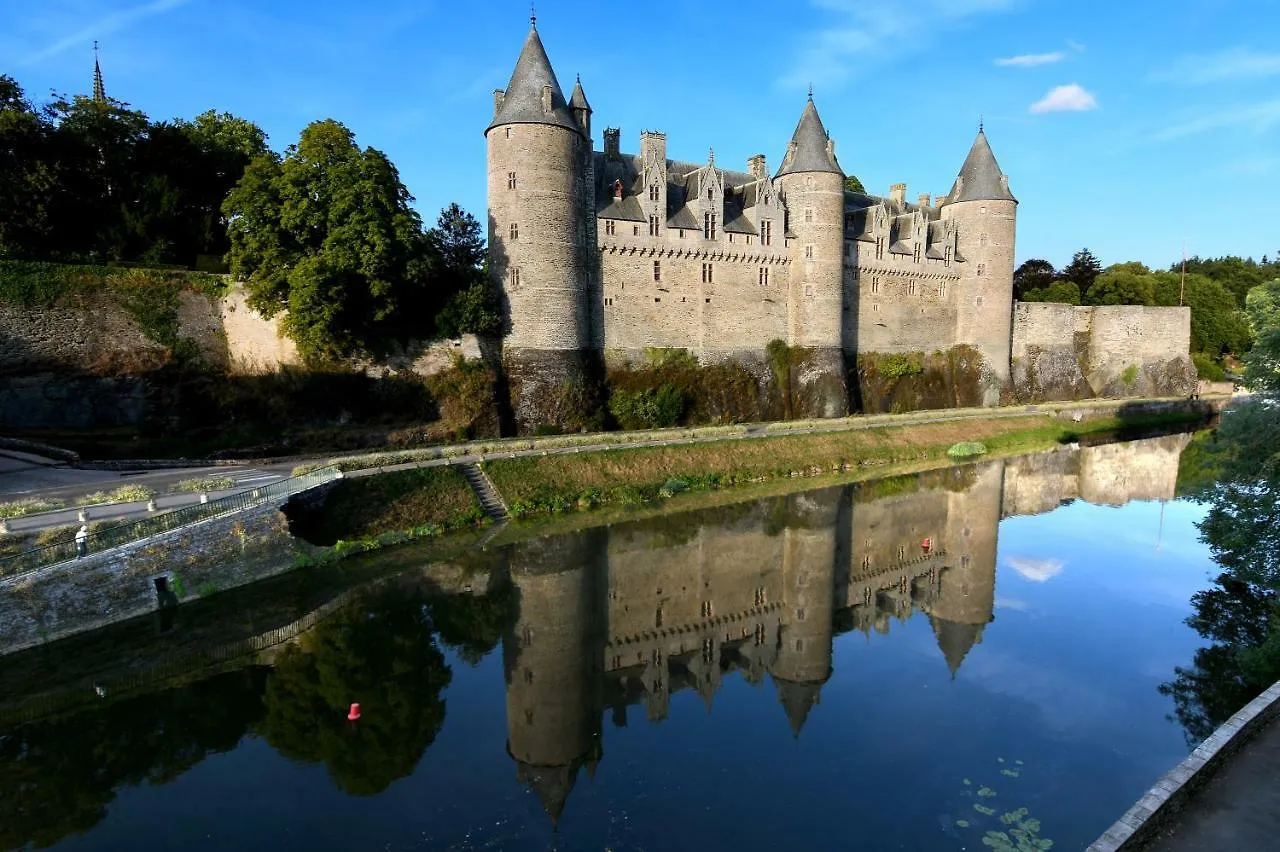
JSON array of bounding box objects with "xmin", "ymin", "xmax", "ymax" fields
[{"xmin": 956, "ymin": 820, "xmax": 970, "ymax": 828}]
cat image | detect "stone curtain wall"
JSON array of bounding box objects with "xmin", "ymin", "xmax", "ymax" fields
[
  {"xmin": 1011, "ymin": 302, "xmax": 1195, "ymax": 402},
  {"xmin": 0, "ymin": 504, "xmax": 305, "ymax": 656}
]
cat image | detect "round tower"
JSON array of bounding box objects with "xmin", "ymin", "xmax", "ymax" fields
[
  {"xmin": 940, "ymin": 127, "xmax": 1018, "ymax": 406},
  {"xmin": 774, "ymin": 96, "xmax": 848, "ymax": 418},
  {"xmin": 769, "ymin": 486, "xmax": 841, "ymax": 736},
  {"xmin": 487, "ymin": 19, "xmax": 593, "ymax": 433}
]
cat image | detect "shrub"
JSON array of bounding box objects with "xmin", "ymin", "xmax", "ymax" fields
[
  {"xmin": 1191, "ymin": 352, "xmax": 1226, "ymax": 382},
  {"xmin": 75, "ymin": 485, "xmax": 156, "ymax": 506},
  {"xmin": 170, "ymin": 476, "xmax": 236, "ymax": 493},
  {"xmin": 0, "ymin": 497, "xmax": 66, "ymax": 518},
  {"xmin": 880, "ymin": 353, "xmax": 925, "ymax": 379},
  {"xmin": 608, "ymin": 383, "xmax": 688, "ymax": 430},
  {"xmin": 1120, "ymin": 364, "xmax": 1140, "ymax": 387},
  {"xmin": 946, "ymin": 442, "xmax": 988, "ymax": 459}
]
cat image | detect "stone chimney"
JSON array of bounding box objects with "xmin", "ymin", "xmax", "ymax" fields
[
  {"xmin": 748, "ymin": 154, "xmax": 767, "ymax": 181},
  {"xmin": 492, "ymin": 90, "xmax": 505, "ymax": 116},
  {"xmin": 604, "ymin": 127, "xmax": 621, "ymax": 159},
  {"xmin": 890, "ymin": 183, "xmax": 907, "ymax": 205},
  {"xmin": 641, "ymin": 131, "xmax": 667, "ymax": 167},
  {"xmin": 918, "ymin": 193, "xmax": 931, "ymax": 208}
]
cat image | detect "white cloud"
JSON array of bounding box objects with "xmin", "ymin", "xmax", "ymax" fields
[
  {"xmin": 22, "ymin": 0, "xmax": 192, "ymax": 64},
  {"xmin": 1028, "ymin": 83, "xmax": 1098, "ymax": 114},
  {"xmin": 1066, "ymin": 39, "xmax": 1086, "ymax": 53},
  {"xmin": 1004, "ymin": 556, "xmax": 1065, "ymax": 583},
  {"xmin": 1154, "ymin": 98, "xmax": 1280, "ymax": 140},
  {"xmin": 996, "ymin": 51, "xmax": 1065, "ymax": 67},
  {"xmin": 1154, "ymin": 47, "xmax": 1280, "ymax": 85},
  {"xmin": 780, "ymin": 0, "xmax": 1019, "ymax": 90}
]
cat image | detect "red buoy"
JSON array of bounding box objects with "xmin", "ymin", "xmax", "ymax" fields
[{"xmin": 347, "ymin": 702, "xmax": 361, "ymax": 721}]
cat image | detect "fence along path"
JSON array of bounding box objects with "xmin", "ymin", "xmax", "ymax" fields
[{"xmin": 0, "ymin": 466, "xmax": 342, "ymax": 579}]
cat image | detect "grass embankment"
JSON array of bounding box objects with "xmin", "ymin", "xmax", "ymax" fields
[
  {"xmin": 482, "ymin": 412, "xmax": 1195, "ymax": 521},
  {"xmin": 287, "ymin": 465, "xmax": 484, "ymax": 550}
]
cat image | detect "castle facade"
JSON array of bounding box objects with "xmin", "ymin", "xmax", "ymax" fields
[{"xmin": 487, "ymin": 20, "xmax": 1019, "ymax": 429}]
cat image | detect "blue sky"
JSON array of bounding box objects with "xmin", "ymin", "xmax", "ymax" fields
[{"xmin": 3, "ymin": 0, "xmax": 1279, "ymax": 269}]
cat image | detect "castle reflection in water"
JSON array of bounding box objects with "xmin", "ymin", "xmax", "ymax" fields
[{"xmin": 491, "ymin": 434, "xmax": 1192, "ymax": 821}]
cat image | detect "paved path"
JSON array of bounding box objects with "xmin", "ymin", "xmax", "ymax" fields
[{"xmin": 1143, "ymin": 715, "xmax": 1280, "ymax": 851}]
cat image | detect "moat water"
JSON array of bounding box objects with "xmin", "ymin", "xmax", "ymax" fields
[{"xmin": 0, "ymin": 433, "xmax": 1237, "ymax": 851}]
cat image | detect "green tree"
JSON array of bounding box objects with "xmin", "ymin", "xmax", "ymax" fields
[
  {"xmin": 1062, "ymin": 247, "xmax": 1103, "ymax": 293},
  {"xmin": 1244, "ymin": 279, "xmax": 1280, "ymax": 391},
  {"xmin": 223, "ymin": 119, "xmax": 434, "ymax": 362},
  {"xmin": 843, "ymin": 175, "xmax": 866, "ymax": 194},
  {"xmin": 426, "ymin": 203, "xmax": 501, "ymax": 337},
  {"xmin": 0, "ymin": 75, "xmax": 56, "ymax": 259},
  {"xmin": 1013, "ymin": 258, "xmax": 1058, "ymax": 300},
  {"xmin": 1020, "ymin": 280, "xmax": 1080, "ymax": 305},
  {"xmin": 257, "ymin": 586, "xmax": 452, "ymax": 796},
  {"xmin": 1086, "ymin": 265, "xmax": 1155, "ymax": 305}
]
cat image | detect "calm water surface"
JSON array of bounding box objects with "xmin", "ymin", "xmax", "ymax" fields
[{"xmin": 2, "ymin": 434, "xmax": 1225, "ymax": 851}]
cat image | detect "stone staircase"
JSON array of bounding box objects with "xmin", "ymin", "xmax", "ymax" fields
[{"xmin": 459, "ymin": 462, "xmax": 510, "ymax": 523}]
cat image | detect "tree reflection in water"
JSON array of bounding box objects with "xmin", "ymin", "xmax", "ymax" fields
[{"xmin": 1162, "ymin": 398, "xmax": 1280, "ymax": 745}]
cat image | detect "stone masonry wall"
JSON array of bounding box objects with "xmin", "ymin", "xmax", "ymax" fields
[
  {"xmin": 0, "ymin": 504, "xmax": 307, "ymax": 657},
  {"xmin": 1011, "ymin": 302, "xmax": 1195, "ymax": 402}
]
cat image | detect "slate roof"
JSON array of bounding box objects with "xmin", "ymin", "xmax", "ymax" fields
[
  {"xmin": 569, "ymin": 76, "xmax": 591, "ymax": 112},
  {"xmin": 945, "ymin": 129, "xmax": 1015, "ymax": 204},
  {"xmin": 775, "ymin": 98, "xmax": 843, "ymax": 178},
  {"xmin": 487, "ymin": 25, "xmax": 582, "ymax": 137}
]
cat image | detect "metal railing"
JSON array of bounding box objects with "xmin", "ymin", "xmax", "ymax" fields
[{"xmin": 0, "ymin": 466, "xmax": 341, "ymax": 578}]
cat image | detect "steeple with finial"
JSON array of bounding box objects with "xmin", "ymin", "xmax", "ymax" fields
[{"xmin": 92, "ymin": 40, "xmax": 106, "ymax": 104}]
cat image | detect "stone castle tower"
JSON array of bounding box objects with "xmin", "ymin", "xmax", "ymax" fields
[{"xmin": 488, "ymin": 21, "xmax": 1018, "ymax": 430}]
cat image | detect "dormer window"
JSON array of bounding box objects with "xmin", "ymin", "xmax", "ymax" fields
[
  {"xmin": 703, "ymin": 212, "xmax": 717, "ymax": 240},
  {"xmin": 613, "ymin": 180, "xmax": 623, "ymax": 200},
  {"xmin": 649, "ymin": 184, "xmax": 659, "ymax": 202},
  {"xmin": 707, "ymin": 188, "xmax": 713, "ymax": 202}
]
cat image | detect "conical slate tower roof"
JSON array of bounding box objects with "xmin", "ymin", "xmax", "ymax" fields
[
  {"xmin": 775, "ymin": 96, "xmax": 843, "ymax": 178},
  {"xmin": 930, "ymin": 615, "xmax": 985, "ymax": 677},
  {"xmin": 517, "ymin": 761, "xmax": 580, "ymax": 827},
  {"xmin": 487, "ymin": 22, "xmax": 582, "ymax": 137},
  {"xmin": 772, "ymin": 675, "xmax": 823, "ymax": 738},
  {"xmin": 945, "ymin": 128, "xmax": 1015, "ymax": 203},
  {"xmin": 569, "ymin": 75, "xmax": 591, "ymax": 112}
]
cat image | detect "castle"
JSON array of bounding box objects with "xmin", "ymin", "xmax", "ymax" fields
[{"xmin": 487, "ymin": 18, "xmax": 1020, "ymax": 429}]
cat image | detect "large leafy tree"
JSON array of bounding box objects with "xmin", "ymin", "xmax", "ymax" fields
[
  {"xmin": 429, "ymin": 202, "xmax": 501, "ymax": 338},
  {"xmin": 1244, "ymin": 279, "xmax": 1280, "ymax": 391},
  {"xmin": 223, "ymin": 119, "xmax": 435, "ymax": 362},
  {"xmin": 1062, "ymin": 247, "xmax": 1103, "ymax": 293},
  {"xmin": 0, "ymin": 75, "xmax": 56, "ymax": 259}
]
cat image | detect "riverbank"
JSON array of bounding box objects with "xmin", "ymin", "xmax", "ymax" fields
[{"xmin": 292, "ymin": 397, "xmax": 1216, "ymax": 546}]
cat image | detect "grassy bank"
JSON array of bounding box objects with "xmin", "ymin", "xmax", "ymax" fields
[{"xmin": 285, "ymin": 466, "xmax": 485, "ymax": 548}]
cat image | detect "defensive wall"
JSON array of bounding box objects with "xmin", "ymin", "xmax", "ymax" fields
[
  {"xmin": 1011, "ymin": 302, "xmax": 1196, "ymax": 402},
  {"xmin": 0, "ymin": 283, "xmax": 485, "ymax": 429}
]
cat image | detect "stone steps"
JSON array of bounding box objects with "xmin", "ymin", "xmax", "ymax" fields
[{"xmin": 458, "ymin": 462, "xmax": 509, "ymax": 523}]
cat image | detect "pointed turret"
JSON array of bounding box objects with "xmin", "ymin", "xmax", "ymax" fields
[
  {"xmin": 775, "ymin": 96, "xmax": 843, "ymax": 178},
  {"xmin": 772, "ymin": 676, "xmax": 822, "ymax": 738},
  {"xmin": 930, "ymin": 616, "xmax": 985, "ymax": 678},
  {"xmin": 569, "ymin": 74, "xmax": 590, "ymax": 112},
  {"xmin": 487, "ymin": 20, "xmax": 581, "ymax": 137},
  {"xmin": 92, "ymin": 41, "xmax": 106, "ymax": 104},
  {"xmin": 945, "ymin": 128, "xmax": 1015, "ymax": 204},
  {"xmin": 516, "ymin": 761, "xmax": 581, "ymax": 827}
]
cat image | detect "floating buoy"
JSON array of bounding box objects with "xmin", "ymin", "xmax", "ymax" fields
[{"xmin": 347, "ymin": 702, "xmax": 361, "ymax": 721}]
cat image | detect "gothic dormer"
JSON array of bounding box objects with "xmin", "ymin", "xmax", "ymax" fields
[
  {"xmin": 691, "ymin": 149, "xmax": 723, "ymax": 241},
  {"xmin": 640, "ymin": 131, "xmax": 667, "ymax": 234}
]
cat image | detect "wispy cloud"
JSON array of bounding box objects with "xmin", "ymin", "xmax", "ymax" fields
[
  {"xmin": 1066, "ymin": 39, "xmax": 1086, "ymax": 53},
  {"xmin": 1153, "ymin": 98, "xmax": 1280, "ymax": 141},
  {"xmin": 1029, "ymin": 83, "xmax": 1098, "ymax": 114},
  {"xmin": 996, "ymin": 51, "xmax": 1065, "ymax": 67},
  {"xmin": 1152, "ymin": 47, "xmax": 1280, "ymax": 85},
  {"xmin": 22, "ymin": 0, "xmax": 193, "ymax": 64},
  {"xmin": 780, "ymin": 0, "xmax": 1019, "ymax": 90},
  {"xmin": 1004, "ymin": 556, "xmax": 1065, "ymax": 583}
]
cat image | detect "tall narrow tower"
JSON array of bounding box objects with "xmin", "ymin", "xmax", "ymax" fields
[
  {"xmin": 487, "ymin": 18, "xmax": 593, "ymax": 433},
  {"xmin": 92, "ymin": 41, "xmax": 106, "ymax": 103},
  {"xmin": 775, "ymin": 96, "xmax": 848, "ymax": 418},
  {"xmin": 941, "ymin": 128, "xmax": 1017, "ymax": 405}
]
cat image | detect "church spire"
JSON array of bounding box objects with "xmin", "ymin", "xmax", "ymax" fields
[{"xmin": 92, "ymin": 40, "xmax": 106, "ymax": 103}]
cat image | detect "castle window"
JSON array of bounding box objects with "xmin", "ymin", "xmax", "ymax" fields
[
  {"xmin": 862, "ymin": 554, "xmax": 871, "ymax": 570},
  {"xmin": 805, "ymin": 208, "xmax": 813, "ymax": 223},
  {"xmin": 898, "ymin": 545, "xmax": 906, "ymax": 561},
  {"xmin": 977, "ymin": 264, "xmax": 986, "ymax": 277},
  {"xmin": 701, "ymin": 600, "xmax": 713, "ymax": 618},
  {"xmin": 509, "ymin": 222, "xmax": 519, "ymax": 240},
  {"xmin": 759, "ymin": 267, "xmax": 769, "ymax": 286},
  {"xmin": 797, "ymin": 608, "xmax": 806, "ymax": 622},
  {"xmin": 913, "ymin": 244, "xmax": 921, "ymax": 264},
  {"xmin": 525, "ymin": 709, "xmax": 534, "ymax": 725},
  {"xmin": 707, "ymin": 188, "xmax": 713, "ymax": 201},
  {"xmin": 679, "ymin": 229, "xmax": 685, "ymax": 239},
  {"xmin": 605, "ymin": 219, "xmax": 615, "ymax": 236},
  {"xmin": 875, "ymin": 237, "xmax": 885, "ymax": 261},
  {"xmin": 702, "ymin": 263, "xmax": 714, "ymax": 284},
  {"xmin": 728, "ymin": 233, "xmax": 733, "ymax": 243},
  {"xmin": 614, "ymin": 179, "xmax": 624, "ymax": 200},
  {"xmin": 962, "ymin": 554, "xmax": 971, "ymax": 568},
  {"xmin": 653, "ymin": 260, "xmax": 661, "ymax": 282},
  {"xmin": 649, "ymin": 184, "xmax": 659, "ymax": 202},
  {"xmin": 507, "ymin": 171, "xmax": 516, "ymax": 189},
  {"xmin": 655, "ymin": 606, "xmax": 664, "ymax": 628},
  {"xmin": 509, "ymin": 267, "xmax": 520, "ymax": 288},
  {"xmin": 980, "ymin": 234, "xmax": 988, "ymax": 246},
  {"xmin": 524, "ymin": 668, "xmax": 534, "ymax": 684},
  {"xmin": 872, "ymin": 303, "xmax": 880, "ymax": 312},
  {"xmin": 761, "ymin": 219, "xmax": 772, "ymax": 246},
  {"xmin": 980, "ymin": 206, "xmax": 987, "ymax": 214},
  {"xmin": 506, "ymin": 128, "xmax": 511, "ymax": 139},
  {"xmin": 649, "ymin": 215, "xmax": 660, "ymax": 237},
  {"xmin": 805, "ymin": 244, "xmax": 813, "ymax": 259},
  {"xmin": 605, "ymin": 297, "xmax": 613, "ymax": 306},
  {"xmin": 805, "ymin": 285, "xmax": 813, "ymax": 296},
  {"xmin": 871, "ymin": 276, "xmax": 880, "ymax": 294},
  {"xmin": 908, "ymin": 280, "xmax": 916, "ymax": 296},
  {"xmin": 654, "ymin": 297, "xmax": 661, "ymax": 303},
  {"xmin": 703, "ymin": 212, "xmax": 717, "ymax": 240},
  {"xmin": 706, "ymin": 297, "xmax": 712, "ymax": 303},
  {"xmin": 939, "ymin": 282, "xmax": 947, "ymax": 298},
  {"xmin": 633, "ymin": 225, "xmax": 640, "ymax": 236}
]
